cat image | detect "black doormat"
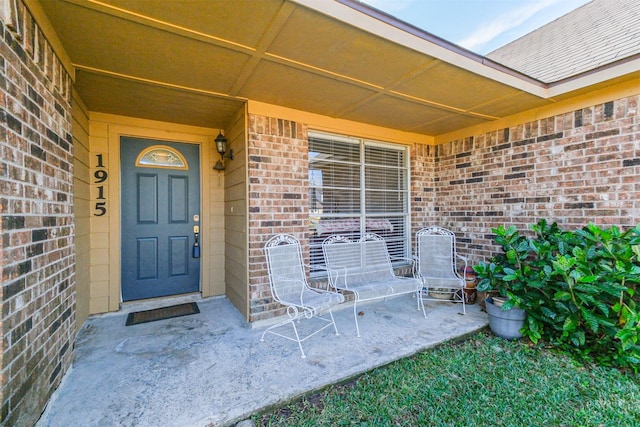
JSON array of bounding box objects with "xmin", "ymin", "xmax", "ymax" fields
[{"xmin": 125, "ymin": 302, "xmax": 200, "ymax": 326}]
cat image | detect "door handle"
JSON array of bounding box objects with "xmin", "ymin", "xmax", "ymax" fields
[{"xmin": 192, "ymin": 225, "xmax": 200, "ymax": 258}]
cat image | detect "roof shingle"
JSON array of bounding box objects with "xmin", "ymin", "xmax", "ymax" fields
[{"xmin": 486, "ymin": 0, "xmax": 640, "ymax": 83}]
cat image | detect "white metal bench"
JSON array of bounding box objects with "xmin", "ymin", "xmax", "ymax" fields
[
  {"xmin": 262, "ymin": 234, "xmax": 345, "ymax": 358},
  {"xmin": 322, "ymin": 233, "xmax": 425, "ymax": 337}
]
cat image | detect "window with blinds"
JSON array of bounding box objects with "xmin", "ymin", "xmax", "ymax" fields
[{"xmin": 309, "ymin": 132, "xmax": 410, "ymax": 272}]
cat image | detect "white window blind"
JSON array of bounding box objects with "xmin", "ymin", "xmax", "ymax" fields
[{"xmin": 309, "ymin": 132, "xmax": 410, "ymax": 271}]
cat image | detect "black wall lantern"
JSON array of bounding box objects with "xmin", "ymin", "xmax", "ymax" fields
[{"xmin": 213, "ymin": 131, "xmax": 234, "ymax": 171}]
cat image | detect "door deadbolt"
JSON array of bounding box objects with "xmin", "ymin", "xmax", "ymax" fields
[{"xmin": 192, "ymin": 225, "xmax": 201, "ymax": 258}]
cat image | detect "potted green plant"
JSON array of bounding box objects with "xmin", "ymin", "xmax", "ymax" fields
[
  {"xmin": 474, "ymin": 220, "xmax": 640, "ymax": 371},
  {"xmin": 474, "ymin": 225, "xmax": 529, "ymax": 339},
  {"xmin": 482, "ymin": 295, "xmax": 526, "ymax": 339}
]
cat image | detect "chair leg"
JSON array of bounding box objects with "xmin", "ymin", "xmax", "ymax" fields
[
  {"xmin": 328, "ymin": 309, "xmax": 340, "ymax": 336},
  {"xmin": 452, "ymin": 288, "xmax": 466, "ymax": 315},
  {"xmin": 417, "ymin": 290, "xmax": 426, "ymax": 318},
  {"xmin": 260, "ymin": 317, "xmax": 292, "ymax": 342},
  {"xmin": 353, "ymin": 302, "xmax": 361, "ymax": 338},
  {"xmin": 461, "ymin": 287, "xmax": 466, "ymax": 315},
  {"xmin": 289, "ymin": 319, "xmax": 306, "ymax": 358},
  {"xmin": 260, "ymin": 309, "xmax": 308, "ymax": 358}
]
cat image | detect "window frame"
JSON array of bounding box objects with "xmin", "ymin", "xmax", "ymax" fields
[{"xmin": 308, "ymin": 131, "xmax": 412, "ymax": 274}]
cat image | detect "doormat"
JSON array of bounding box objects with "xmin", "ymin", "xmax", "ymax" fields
[{"xmin": 125, "ymin": 302, "xmax": 200, "ymax": 326}]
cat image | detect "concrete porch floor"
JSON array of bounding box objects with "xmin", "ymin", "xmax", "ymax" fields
[{"xmin": 37, "ymin": 294, "xmax": 488, "ymax": 427}]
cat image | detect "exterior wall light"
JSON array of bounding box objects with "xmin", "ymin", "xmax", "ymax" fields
[{"xmin": 213, "ymin": 131, "xmax": 233, "ymax": 171}]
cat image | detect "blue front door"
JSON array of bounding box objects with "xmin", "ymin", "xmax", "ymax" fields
[{"xmin": 120, "ymin": 137, "xmax": 201, "ymax": 301}]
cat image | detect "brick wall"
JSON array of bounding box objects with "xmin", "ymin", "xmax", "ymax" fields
[
  {"xmin": 0, "ymin": 1, "xmax": 75, "ymax": 425},
  {"xmin": 246, "ymin": 96, "xmax": 638, "ymax": 322},
  {"xmin": 429, "ymin": 95, "xmax": 640, "ymax": 265},
  {"xmin": 410, "ymin": 142, "xmax": 437, "ymax": 238},
  {"xmin": 246, "ymin": 114, "xmax": 309, "ymax": 321}
]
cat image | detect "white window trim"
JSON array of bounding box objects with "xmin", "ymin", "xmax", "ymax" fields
[{"xmin": 308, "ymin": 130, "xmax": 412, "ymax": 271}]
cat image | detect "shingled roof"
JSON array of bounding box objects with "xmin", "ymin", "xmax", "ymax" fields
[{"xmin": 486, "ymin": 0, "xmax": 640, "ymax": 83}]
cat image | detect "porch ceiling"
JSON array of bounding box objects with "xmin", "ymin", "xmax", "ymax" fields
[{"xmin": 37, "ymin": 0, "xmax": 555, "ymax": 135}]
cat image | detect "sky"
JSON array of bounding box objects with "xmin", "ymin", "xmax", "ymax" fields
[{"xmin": 360, "ymin": 0, "xmax": 591, "ymax": 54}]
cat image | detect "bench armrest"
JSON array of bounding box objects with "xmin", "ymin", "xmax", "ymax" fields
[{"xmin": 324, "ymin": 266, "xmax": 351, "ymax": 291}]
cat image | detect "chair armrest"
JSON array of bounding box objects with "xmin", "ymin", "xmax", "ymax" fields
[
  {"xmin": 307, "ymin": 265, "xmax": 337, "ymax": 292},
  {"xmin": 455, "ymin": 254, "xmax": 468, "ymax": 278},
  {"xmin": 270, "ymin": 276, "xmax": 309, "ymax": 306},
  {"xmin": 272, "ymin": 276, "xmax": 305, "ymax": 285}
]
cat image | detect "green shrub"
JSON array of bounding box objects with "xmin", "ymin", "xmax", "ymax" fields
[{"xmin": 475, "ymin": 220, "xmax": 640, "ymax": 371}]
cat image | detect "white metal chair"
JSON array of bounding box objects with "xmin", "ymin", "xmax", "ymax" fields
[
  {"xmin": 415, "ymin": 226, "xmax": 466, "ymax": 314},
  {"xmin": 261, "ymin": 234, "xmax": 344, "ymax": 358}
]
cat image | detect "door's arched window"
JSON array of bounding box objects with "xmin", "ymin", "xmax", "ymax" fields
[{"xmin": 135, "ymin": 145, "xmax": 189, "ymax": 170}]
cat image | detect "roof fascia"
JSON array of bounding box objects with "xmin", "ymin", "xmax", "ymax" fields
[
  {"xmin": 546, "ymin": 55, "xmax": 640, "ymax": 98},
  {"xmin": 293, "ymin": 0, "xmax": 548, "ymax": 97},
  {"xmin": 434, "ymin": 79, "xmax": 640, "ymax": 144},
  {"xmin": 248, "ymin": 100, "xmax": 435, "ymax": 145},
  {"xmin": 295, "ymin": 1, "xmax": 640, "ymax": 101}
]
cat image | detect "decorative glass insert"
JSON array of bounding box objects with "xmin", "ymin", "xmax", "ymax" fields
[{"xmin": 135, "ymin": 145, "xmax": 189, "ymax": 170}]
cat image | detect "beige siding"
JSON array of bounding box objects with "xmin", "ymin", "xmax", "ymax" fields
[
  {"xmin": 224, "ymin": 105, "xmax": 249, "ymax": 319},
  {"xmin": 72, "ymin": 91, "xmax": 91, "ymax": 330},
  {"xmin": 86, "ymin": 113, "xmax": 223, "ymax": 313},
  {"xmin": 88, "ymin": 121, "xmax": 112, "ymax": 313}
]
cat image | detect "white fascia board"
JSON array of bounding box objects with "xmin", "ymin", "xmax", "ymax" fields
[{"xmin": 546, "ymin": 58, "xmax": 640, "ymax": 98}]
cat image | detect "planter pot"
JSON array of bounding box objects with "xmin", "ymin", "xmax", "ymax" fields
[
  {"xmin": 485, "ymin": 297, "xmax": 526, "ymax": 340},
  {"xmin": 429, "ymin": 288, "xmax": 453, "ymax": 300},
  {"xmin": 463, "ymin": 286, "xmax": 477, "ymax": 304},
  {"xmin": 477, "ymin": 291, "xmax": 498, "ymax": 310},
  {"xmin": 492, "ymin": 296, "xmax": 507, "ymax": 307},
  {"xmin": 462, "ymin": 266, "xmax": 477, "ymax": 304}
]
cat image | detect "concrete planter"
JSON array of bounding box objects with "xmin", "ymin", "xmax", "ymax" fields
[{"xmin": 485, "ymin": 297, "xmax": 526, "ymax": 340}]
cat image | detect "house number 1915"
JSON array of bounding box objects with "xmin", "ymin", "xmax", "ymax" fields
[{"xmin": 94, "ymin": 154, "xmax": 108, "ymax": 216}]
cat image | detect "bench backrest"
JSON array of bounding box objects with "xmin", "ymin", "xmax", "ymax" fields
[{"xmin": 322, "ymin": 233, "xmax": 395, "ymax": 289}]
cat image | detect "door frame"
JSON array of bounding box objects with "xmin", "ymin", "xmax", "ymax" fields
[
  {"xmin": 104, "ymin": 121, "xmax": 213, "ymax": 311},
  {"xmin": 119, "ymin": 137, "xmax": 202, "ymax": 301}
]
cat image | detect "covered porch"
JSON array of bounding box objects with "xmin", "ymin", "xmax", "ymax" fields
[
  {"xmin": 30, "ymin": 0, "xmax": 639, "ymax": 324},
  {"xmin": 36, "ymin": 296, "xmax": 487, "ymax": 426},
  {"xmin": 2, "ymin": 0, "xmax": 638, "ymax": 425}
]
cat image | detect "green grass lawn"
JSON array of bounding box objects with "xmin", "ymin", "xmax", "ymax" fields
[{"xmin": 253, "ymin": 332, "xmax": 640, "ymax": 426}]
